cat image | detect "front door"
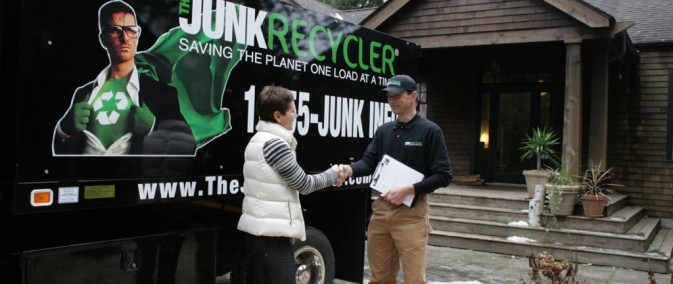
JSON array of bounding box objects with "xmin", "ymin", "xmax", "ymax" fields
[{"xmin": 478, "ymin": 88, "xmax": 551, "ymax": 184}]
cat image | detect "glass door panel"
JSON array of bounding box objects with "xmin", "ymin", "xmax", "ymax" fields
[
  {"xmin": 494, "ymin": 92, "xmax": 531, "ymax": 182},
  {"xmin": 478, "ymin": 90, "xmax": 551, "ymax": 184}
]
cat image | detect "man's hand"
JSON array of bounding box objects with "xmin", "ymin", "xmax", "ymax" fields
[
  {"xmin": 72, "ymin": 102, "xmax": 92, "ymax": 132},
  {"xmin": 336, "ymin": 164, "xmax": 353, "ymax": 188},
  {"xmin": 331, "ymin": 165, "xmax": 344, "ymax": 187},
  {"xmin": 132, "ymin": 103, "xmax": 156, "ymax": 136},
  {"xmin": 340, "ymin": 164, "xmax": 353, "ymax": 178},
  {"xmin": 380, "ymin": 185, "xmax": 414, "ymax": 205}
]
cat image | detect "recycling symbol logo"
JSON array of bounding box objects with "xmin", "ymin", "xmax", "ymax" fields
[{"xmin": 93, "ymin": 91, "xmax": 129, "ymax": 125}]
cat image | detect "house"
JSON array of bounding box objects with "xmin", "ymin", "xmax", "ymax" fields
[
  {"xmin": 346, "ymin": 0, "xmax": 673, "ymax": 225},
  {"xmin": 285, "ymin": 0, "xmax": 673, "ymax": 272}
]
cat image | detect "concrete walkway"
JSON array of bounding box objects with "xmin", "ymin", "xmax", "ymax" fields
[{"xmin": 334, "ymin": 242, "xmax": 672, "ymax": 284}]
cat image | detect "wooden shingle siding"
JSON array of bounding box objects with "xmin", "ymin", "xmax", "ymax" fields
[
  {"xmin": 382, "ymin": 0, "xmax": 578, "ymax": 42},
  {"xmin": 424, "ymin": 54, "xmax": 476, "ymax": 177},
  {"xmin": 609, "ymin": 47, "xmax": 673, "ymax": 218}
]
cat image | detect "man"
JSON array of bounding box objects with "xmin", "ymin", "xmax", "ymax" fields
[
  {"xmin": 52, "ymin": 0, "xmax": 193, "ymax": 156},
  {"xmin": 340, "ymin": 74, "xmax": 452, "ymax": 283}
]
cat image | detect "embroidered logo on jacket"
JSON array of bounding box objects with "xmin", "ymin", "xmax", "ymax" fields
[{"xmin": 405, "ymin": 141, "xmax": 422, "ymax": 147}]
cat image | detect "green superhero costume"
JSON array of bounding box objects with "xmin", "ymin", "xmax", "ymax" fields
[{"xmin": 136, "ymin": 26, "xmax": 244, "ymax": 147}]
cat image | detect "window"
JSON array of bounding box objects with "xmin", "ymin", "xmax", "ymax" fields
[
  {"xmin": 417, "ymin": 81, "xmax": 427, "ymax": 118},
  {"xmin": 666, "ymin": 69, "xmax": 673, "ymax": 162}
]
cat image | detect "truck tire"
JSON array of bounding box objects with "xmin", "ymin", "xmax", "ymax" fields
[
  {"xmin": 229, "ymin": 226, "xmax": 335, "ymax": 284},
  {"xmin": 292, "ymin": 226, "xmax": 335, "ymax": 284}
]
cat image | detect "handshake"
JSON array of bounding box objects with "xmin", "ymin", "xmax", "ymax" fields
[{"xmin": 330, "ymin": 164, "xmax": 352, "ymax": 187}]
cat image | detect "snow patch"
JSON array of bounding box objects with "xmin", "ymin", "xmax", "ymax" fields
[
  {"xmin": 506, "ymin": 236, "xmax": 537, "ymax": 243},
  {"xmin": 508, "ymin": 220, "xmax": 529, "ymax": 227},
  {"xmin": 430, "ymin": 281, "xmax": 484, "ymax": 284},
  {"xmin": 365, "ymin": 281, "xmax": 483, "ymax": 284}
]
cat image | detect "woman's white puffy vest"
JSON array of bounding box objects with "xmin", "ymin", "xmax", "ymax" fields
[{"xmin": 237, "ymin": 120, "xmax": 306, "ymax": 240}]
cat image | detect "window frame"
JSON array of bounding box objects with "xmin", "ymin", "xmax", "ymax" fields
[
  {"xmin": 667, "ymin": 69, "xmax": 673, "ymax": 161},
  {"xmin": 417, "ymin": 81, "xmax": 428, "ymax": 118}
]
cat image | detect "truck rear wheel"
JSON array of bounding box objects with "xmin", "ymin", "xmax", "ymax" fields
[
  {"xmin": 229, "ymin": 226, "xmax": 335, "ymax": 284},
  {"xmin": 292, "ymin": 226, "xmax": 335, "ymax": 284}
]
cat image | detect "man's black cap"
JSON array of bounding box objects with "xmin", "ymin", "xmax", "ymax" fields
[{"xmin": 380, "ymin": 74, "xmax": 417, "ymax": 95}]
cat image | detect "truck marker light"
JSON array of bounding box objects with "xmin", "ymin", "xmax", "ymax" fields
[{"xmin": 30, "ymin": 189, "xmax": 53, "ymax": 207}]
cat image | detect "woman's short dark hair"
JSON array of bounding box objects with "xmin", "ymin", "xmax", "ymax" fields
[
  {"xmin": 257, "ymin": 85, "xmax": 294, "ymax": 122},
  {"xmin": 98, "ymin": 0, "xmax": 136, "ymax": 31}
]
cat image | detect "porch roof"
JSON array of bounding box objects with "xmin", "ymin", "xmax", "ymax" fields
[
  {"xmin": 361, "ymin": 0, "xmax": 673, "ymax": 49},
  {"xmin": 585, "ymin": 0, "xmax": 673, "ymax": 45},
  {"xmin": 359, "ymin": 0, "xmax": 631, "ymax": 49}
]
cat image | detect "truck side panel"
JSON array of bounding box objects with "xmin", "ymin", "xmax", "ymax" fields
[
  {"xmin": 1, "ymin": 0, "xmax": 420, "ymax": 282},
  {"xmin": 5, "ymin": 0, "xmax": 419, "ymax": 214}
]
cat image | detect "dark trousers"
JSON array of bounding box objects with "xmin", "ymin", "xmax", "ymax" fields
[{"xmin": 245, "ymin": 233, "xmax": 295, "ymax": 284}]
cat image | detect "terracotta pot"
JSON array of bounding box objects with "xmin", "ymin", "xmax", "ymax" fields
[{"xmin": 582, "ymin": 194, "xmax": 607, "ymax": 218}]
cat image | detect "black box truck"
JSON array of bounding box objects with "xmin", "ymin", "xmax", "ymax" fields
[{"xmin": 0, "ymin": 0, "xmax": 421, "ymax": 283}]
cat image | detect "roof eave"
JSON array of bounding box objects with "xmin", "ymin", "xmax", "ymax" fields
[
  {"xmin": 360, "ymin": 0, "xmax": 411, "ymax": 29},
  {"xmin": 543, "ymin": 0, "xmax": 611, "ymax": 28}
]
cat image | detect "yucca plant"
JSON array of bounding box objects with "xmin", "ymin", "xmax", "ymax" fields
[{"xmin": 519, "ymin": 127, "xmax": 559, "ymax": 171}]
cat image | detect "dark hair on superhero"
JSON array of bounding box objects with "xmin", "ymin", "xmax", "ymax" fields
[{"xmin": 98, "ymin": 0, "xmax": 137, "ymax": 32}]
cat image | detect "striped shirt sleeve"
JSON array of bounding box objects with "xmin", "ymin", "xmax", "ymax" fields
[{"xmin": 263, "ymin": 138, "xmax": 337, "ymax": 195}]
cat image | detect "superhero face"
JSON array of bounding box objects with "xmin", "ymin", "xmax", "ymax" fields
[{"xmin": 100, "ymin": 12, "xmax": 139, "ymax": 65}]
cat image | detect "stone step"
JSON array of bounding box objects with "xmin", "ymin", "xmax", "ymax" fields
[
  {"xmin": 428, "ymin": 227, "xmax": 673, "ymax": 273},
  {"xmin": 429, "ymin": 202, "xmax": 529, "ymax": 223},
  {"xmin": 429, "ymin": 189, "xmax": 529, "ymax": 211},
  {"xmin": 647, "ymin": 228, "xmax": 673, "ymax": 270},
  {"xmin": 429, "ymin": 188, "xmax": 628, "ymax": 215},
  {"xmin": 541, "ymin": 205, "xmax": 644, "ymax": 234},
  {"xmin": 604, "ymin": 193, "xmax": 629, "ymax": 216},
  {"xmin": 573, "ymin": 193, "xmax": 630, "ymax": 217},
  {"xmin": 429, "ymin": 216, "xmax": 660, "ymax": 252},
  {"xmin": 430, "ymin": 201, "xmax": 644, "ymax": 234},
  {"xmin": 427, "ymin": 184, "xmax": 672, "ymax": 273}
]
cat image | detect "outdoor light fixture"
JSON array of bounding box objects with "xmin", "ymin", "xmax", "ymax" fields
[{"xmin": 480, "ymin": 132, "xmax": 489, "ymax": 148}]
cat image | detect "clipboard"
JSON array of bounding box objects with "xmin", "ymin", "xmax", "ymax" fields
[{"xmin": 370, "ymin": 154, "xmax": 424, "ymax": 207}]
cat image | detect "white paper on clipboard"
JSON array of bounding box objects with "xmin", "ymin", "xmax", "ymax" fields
[{"xmin": 370, "ymin": 154, "xmax": 424, "ymax": 207}]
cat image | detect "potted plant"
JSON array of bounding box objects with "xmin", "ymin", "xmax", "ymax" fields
[
  {"xmin": 544, "ymin": 161, "xmax": 580, "ymax": 216},
  {"xmin": 579, "ymin": 160, "xmax": 622, "ymax": 218},
  {"xmin": 520, "ymin": 127, "xmax": 559, "ymax": 198}
]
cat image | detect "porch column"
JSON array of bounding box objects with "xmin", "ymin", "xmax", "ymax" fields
[
  {"xmin": 563, "ymin": 42, "xmax": 582, "ymax": 177},
  {"xmin": 588, "ymin": 43, "xmax": 609, "ymax": 170}
]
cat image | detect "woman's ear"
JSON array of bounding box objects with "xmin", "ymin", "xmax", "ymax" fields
[{"xmin": 273, "ymin": 110, "xmax": 282, "ymax": 123}]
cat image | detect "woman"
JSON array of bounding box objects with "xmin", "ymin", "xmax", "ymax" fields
[{"xmin": 237, "ymin": 85, "xmax": 342, "ymax": 283}]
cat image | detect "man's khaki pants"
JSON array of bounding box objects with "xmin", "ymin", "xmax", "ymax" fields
[{"xmin": 367, "ymin": 194, "xmax": 432, "ymax": 284}]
